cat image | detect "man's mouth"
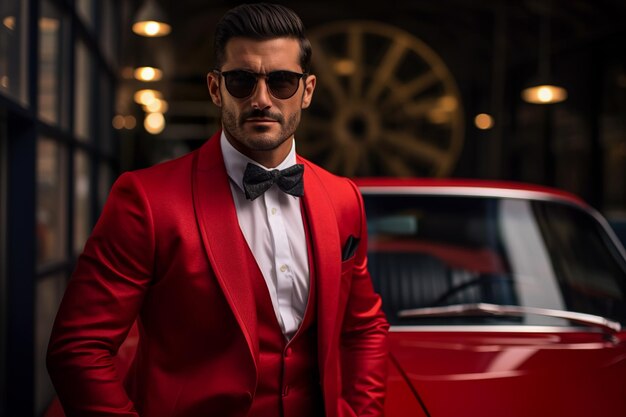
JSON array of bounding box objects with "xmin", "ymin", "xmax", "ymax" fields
[{"xmin": 245, "ymin": 118, "xmax": 278, "ymax": 123}]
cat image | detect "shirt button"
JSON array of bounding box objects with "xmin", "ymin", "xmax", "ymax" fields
[
  {"xmin": 271, "ymin": 207, "xmax": 277, "ymax": 215},
  {"xmin": 280, "ymin": 264, "xmax": 288, "ymax": 272}
]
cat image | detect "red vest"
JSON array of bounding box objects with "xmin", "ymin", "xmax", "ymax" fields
[{"xmin": 247, "ymin": 209, "xmax": 322, "ymax": 417}]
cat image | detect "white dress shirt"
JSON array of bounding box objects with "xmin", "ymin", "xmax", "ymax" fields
[{"xmin": 220, "ymin": 133, "xmax": 309, "ymax": 339}]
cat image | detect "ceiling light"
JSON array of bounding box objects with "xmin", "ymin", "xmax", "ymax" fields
[
  {"xmin": 113, "ymin": 115, "xmax": 138, "ymax": 130},
  {"xmin": 3, "ymin": 16, "xmax": 15, "ymax": 30},
  {"xmin": 124, "ymin": 115, "xmax": 137, "ymax": 129},
  {"xmin": 521, "ymin": 2, "xmax": 567, "ymax": 105},
  {"xmin": 112, "ymin": 115, "xmax": 125, "ymax": 129},
  {"xmin": 521, "ymin": 84, "xmax": 567, "ymax": 104},
  {"xmin": 144, "ymin": 112, "xmax": 165, "ymax": 134},
  {"xmin": 144, "ymin": 98, "xmax": 168, "ymax": 113},
  {"xmin": 134, "ymin": 66, "xmax": 163, "ymax": 82},
  {"xmin": 133, "ymin": 89, "xmax": 162, "ymax": 106},
  {"xmin": 474, "ymin": 113, "xmax": 494, "ymax": 130},
  {"xmin": 132, "ymin": 0, "xmax": 171, "ymax": 37},
  {"xmin": 39, "ymin": 17, "xmax": 59, "ymax": 32}
]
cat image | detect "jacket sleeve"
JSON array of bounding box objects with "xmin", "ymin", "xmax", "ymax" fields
[
  {"xmin": 47, "ymin": 172, "xmax": 154, "ymax": 417},
  {"xmin": 340, "ymin": 180, "xmax": 390, "ymax": 417}
]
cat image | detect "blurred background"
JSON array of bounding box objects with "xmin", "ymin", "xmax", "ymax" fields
[{"xmin": 0, "ymin": 0, "xmax": 625, "ymax": 415}]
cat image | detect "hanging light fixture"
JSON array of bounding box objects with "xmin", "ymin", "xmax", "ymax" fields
[
  {"xmin": 130, "ymin": 36, "xmax": 165, "ymax": 81},
  {"xmin": 521, "ymin": 1, "xmax": 567, "ymax": 104},
  {"xmin": 133, "ymin": 66, "xmax": 163, "ymax": 81},
  {"xmin": 133, "ymin": 89, "xmax": 163, "ymax": 106},
  {"xmin": 522, "ymin": 84, "xmax": 567, "ymax": 104},
  {"xmin": 3, "ymin": 16, "xmax": 15, "ymax": 30},
  {"xmin": 144, "ymin": 98, "xmax": 168, "ymax": 113},
  {"xmin": 474, "ymin": 113, "xmax": 495, "ymax": 130},
  {"xmin": 132, "ymin": 0, "xmax": 171, "ymax": 37},
  {"xmin": 144, "ymin": 112, "xmax": 166, "ymax": 134}
]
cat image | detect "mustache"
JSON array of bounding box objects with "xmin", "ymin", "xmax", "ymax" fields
[{"xmin": 240, "ymin": 108, "xmax": 284, "ymax": 123}]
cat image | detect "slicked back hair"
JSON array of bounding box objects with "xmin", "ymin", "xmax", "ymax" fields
[{"xmin": 214, "ymin": 3, "xmax": 312, "ymax": 73}]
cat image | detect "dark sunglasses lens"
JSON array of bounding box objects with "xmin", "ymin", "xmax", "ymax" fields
[
  {"xmin": 224, "ymin": 71, "xmax": 256, "ymax": 98},
  {"xmin": 267, "ymin": 71, "xmax": 301, "ymax": 99}
]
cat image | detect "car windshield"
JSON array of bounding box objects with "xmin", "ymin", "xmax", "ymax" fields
[{"xmin": 363, "ymin": 193, "xmax": 626, "ymax": 327}]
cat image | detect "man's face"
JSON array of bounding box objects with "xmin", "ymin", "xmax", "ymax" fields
[{"xmin": 208, "ymin": 37, "xmax": 316, "ymax": 165}]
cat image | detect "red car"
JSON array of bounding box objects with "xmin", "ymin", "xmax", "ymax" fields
[
  {"xmin": 46, "ymin": 179, "xmax": 626, "ymax": 417},
  {"xmin": 357, "ymin": 178, "xmax": 626, "ymax": 417}
]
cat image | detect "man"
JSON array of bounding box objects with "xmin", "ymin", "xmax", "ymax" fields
[{"xmin": 47, "ymin": 4, "xmax": 389, "ymax": 417}]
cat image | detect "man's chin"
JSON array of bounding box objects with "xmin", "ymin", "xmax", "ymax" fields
[
  {"xmin": 225, "ymin": 124, "xmax": 292, "ymax": 152},
  {"xmin": 243, "ymin": 126, "xmax": 285, "ymax": 146},
  {"xmin": 247, "ymin": 138, "xmax": 285, "ymax": 152},
  {"xmin": 249, "ymin": 124, "xmax": 273, "ymax": 134}
]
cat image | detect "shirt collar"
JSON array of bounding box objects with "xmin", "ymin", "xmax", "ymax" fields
[{"xmin": 220, "ymin": 132, "xmax": 298, "ymax": 193}]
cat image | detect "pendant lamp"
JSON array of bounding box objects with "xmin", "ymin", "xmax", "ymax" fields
[
  {"xmin": 521, "ymin": 2, "xmax": 567, "ymax": 104},
  {"xmin": 132, "ymin": 0, "xmax": 171, "ymax": 37}
]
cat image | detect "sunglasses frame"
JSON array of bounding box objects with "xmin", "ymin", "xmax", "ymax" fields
[{"xmin": 214, "ymin": 69, "xmax": 308, "ymax": 100}]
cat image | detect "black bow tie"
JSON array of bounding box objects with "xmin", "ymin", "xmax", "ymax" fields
[{"xmin": 242, "ymin": 163, "xmax": 304, "ymax": 201}]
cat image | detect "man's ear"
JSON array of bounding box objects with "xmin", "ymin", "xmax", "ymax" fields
[
  {"xmin": 301, "ymin": 74, "xmax": 316, "ymax": 109},
  {"xmin": 207, "ymin": 72, "xmax": 222, "ymax": 107}
]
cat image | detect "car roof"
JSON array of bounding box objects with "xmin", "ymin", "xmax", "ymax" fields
[{"xmin": 353, "ymin": 177, "xmax": 588, "ymax": 209}]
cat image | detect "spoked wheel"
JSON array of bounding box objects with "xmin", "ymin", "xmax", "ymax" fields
[{"xmin": 299, "ymin": 21, "xmax": 464, "ymax": 178}]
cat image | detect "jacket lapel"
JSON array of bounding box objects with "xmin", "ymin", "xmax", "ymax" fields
[
  {"xmin": 299, "ymin": 158, "xmax": 342, "ymax": 370},
  {"xmin": 192, "ymin": 132, "xmax": 259, "ymax": 364}
]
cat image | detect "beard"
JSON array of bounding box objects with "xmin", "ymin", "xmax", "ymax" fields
[{"xmin": 221, "ymin": 106, "xmax": 301, "ymax": 152}]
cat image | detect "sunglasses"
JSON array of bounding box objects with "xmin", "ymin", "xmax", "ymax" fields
[{"xmin": 215, "ymin": 69, "xmax": 307, "ymax": 100}]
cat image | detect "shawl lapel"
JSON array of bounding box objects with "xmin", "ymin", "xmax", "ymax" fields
[
  {"xmin": 298, "ymin": 157, "xmax": 342, "ymax": 371},
  {"xmin": 192, "ymin": 133, "xmax": 259, "ymax": 365}
]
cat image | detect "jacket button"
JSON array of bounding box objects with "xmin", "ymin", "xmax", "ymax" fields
[
  {"xmin": 282, "ymin": 385, "xmax": 290, "ymax": 397},
  {"xmin": 246, "ymin": 391, "xmax": 253, "ymax": 402},
  {"xmin": 285, "ymin": 347, "xmax": 292, "ymax": 357}
]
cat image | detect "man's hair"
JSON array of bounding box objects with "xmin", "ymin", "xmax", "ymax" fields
[{"xmin": 214, "ymin": 3, "xmax": 312, "ymax": 73}]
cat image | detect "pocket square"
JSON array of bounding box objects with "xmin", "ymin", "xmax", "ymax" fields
[{"xmin": 342, "ymin": 235, "xmax": 361, "ymax": 261}]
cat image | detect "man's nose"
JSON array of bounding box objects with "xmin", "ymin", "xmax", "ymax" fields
[{"xmin": 250, "ymin": 78, "xmax": 272, "ymax": 109}]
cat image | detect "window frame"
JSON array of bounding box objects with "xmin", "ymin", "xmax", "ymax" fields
[{"xmin": 1, "ymin": 0, "xmax": 122, "ymax": 414}]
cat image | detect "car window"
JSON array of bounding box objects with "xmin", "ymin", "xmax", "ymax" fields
[
  {"xmin": 363, "ymin": 193, "xmax": 626, "ymax": 327},
  {"xmin": 533, "ymin": 202, "xmax": 626, "ymax": 325}
]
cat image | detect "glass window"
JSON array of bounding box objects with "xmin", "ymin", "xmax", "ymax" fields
[
  {"xmin": 74, "ymin": 39, "xmax": 93, "ymax": 141},
  {"xmin": 39, "ymin": 0, "xmax": 68, "ymax": 126},
  {"xmin": 36, "ymin": 139, "xmax": 67, "ymax": 266},
  {"xmin": 602, "ymin": 61, "xmax": 626, "ymax": 212},
  {"xmin": 100, "ymin": 0, "xmax": 117, "ymax": 64},
  {"xmin": 34, "ymin": 273, "xmax": 66, "ymax": 416},
  {"xmin": 363, "ymin": 194, "xmax": 626, "ymax": 327},
  {"xmin": 0, "ymin": 111, "xmax": 6, "ymax": 266},
  {"xmin": 74, "ymin": 151, "xmax": 91, "ymax": 253},
  {"xmin": 0, "ymin": 110, "xmax": 7, "ymax": 407},
  {"xmin": 99, "ymin": 72, "xmax": 114, "ymax": 153},
  {"xmin": 76, "ymin": 0, "xmax": 94, "ymax": 29},
  {"xmin": 98, "ymin": 164, "xmax": 114, "ymax": 212},
  {"xmin": 533, "ymin": 202, "xmax": 626, "ymax": 323},
  {"xmin": 0, "ymin": 110, "xmax": 6, "ymax": 262},
  {"xmin": 0, "ymin": 0, "xmax": 27, "ymax": 104}
]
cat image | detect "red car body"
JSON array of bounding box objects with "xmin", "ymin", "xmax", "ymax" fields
[{"xmin": 357, "ymin": 178, "xmax": 626, "ymax": 417}]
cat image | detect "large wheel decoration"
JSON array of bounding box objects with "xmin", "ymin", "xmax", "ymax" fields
[{"xmin": 299, "ymin": 21, "xmax": 464, "ymax": 177}]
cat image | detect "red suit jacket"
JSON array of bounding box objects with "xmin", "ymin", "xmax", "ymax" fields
[{"xmin": 47, "ymin": 131, "xmax": 389, "ymax": 417}]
